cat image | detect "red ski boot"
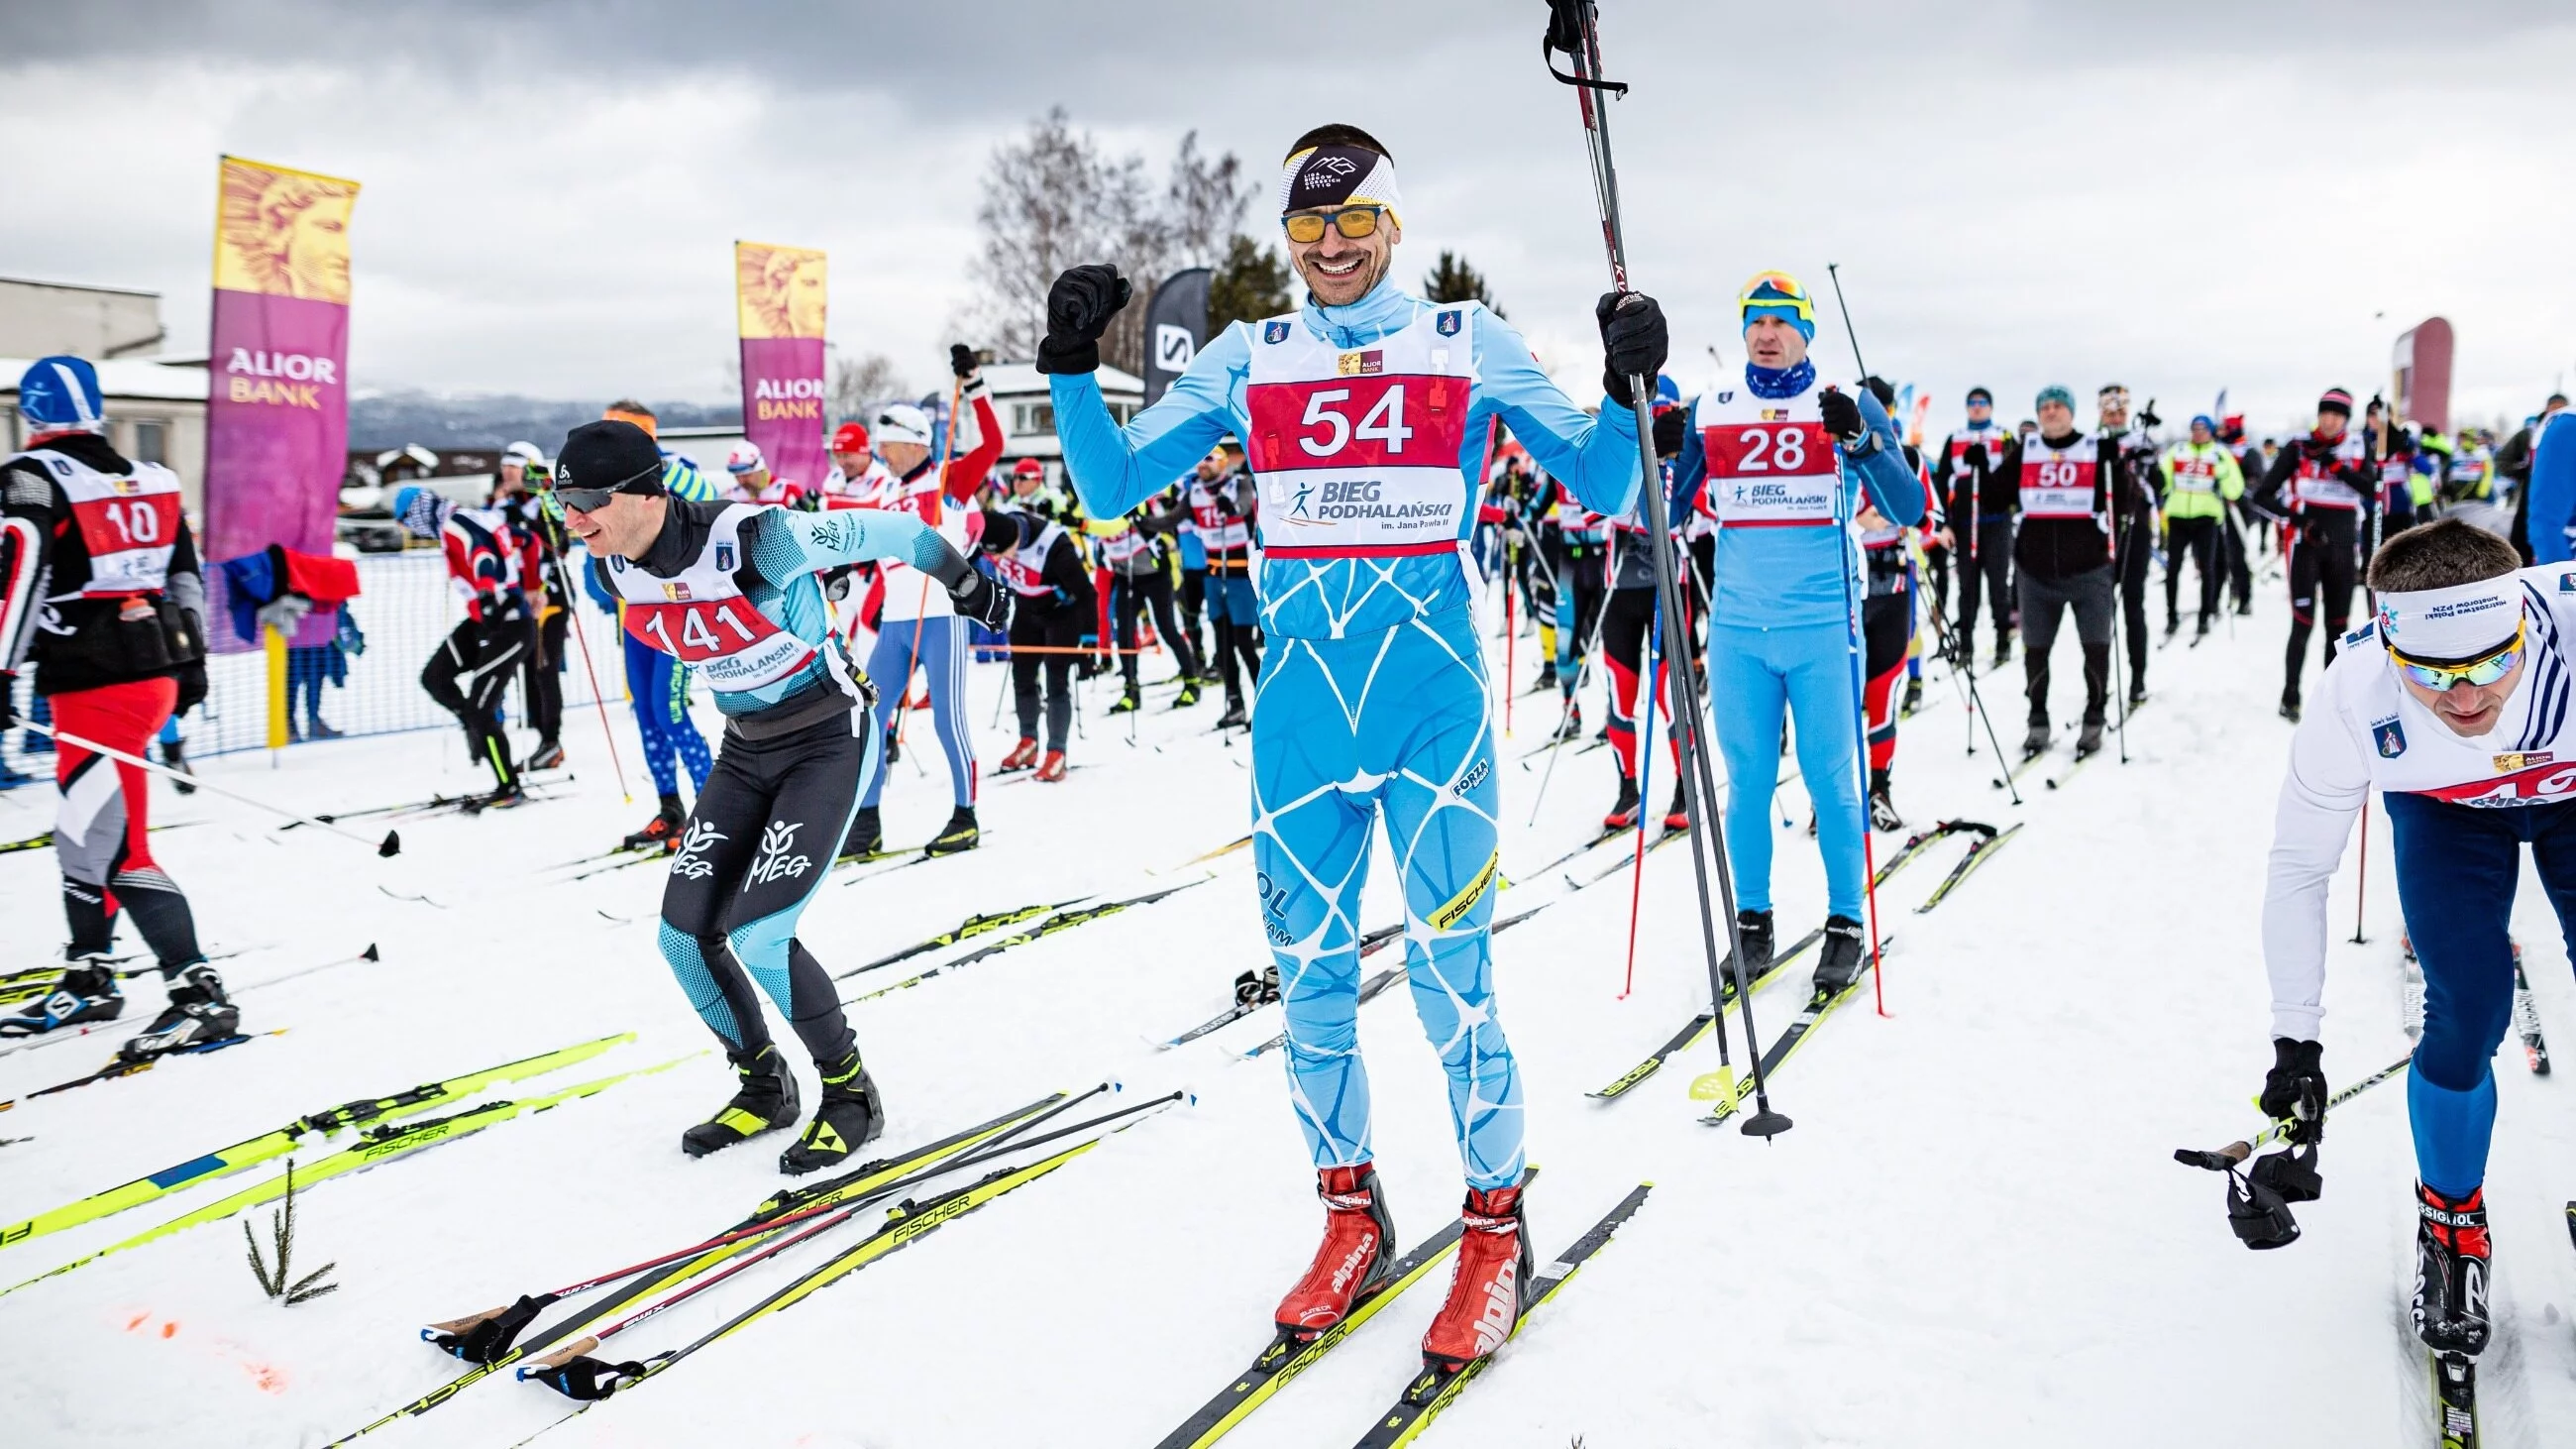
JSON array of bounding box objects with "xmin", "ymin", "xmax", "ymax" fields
[
  {"xmin": 1419, "ymin": 1180, "xmax": 1533, "ymax": 1371},
  {"xmin": 1601, "ymin": 776, "xmax": 1640, "ymax": 830},
  {"xmin": 1034, "ymin": 749, "xmax": 1068, "ymax": 782},
  {"xmin": 998, "ymin": 737, "xmax": 1039, "ymax": 773},
  {"xmin": 1661, "ymin": 777, "xmax": 1691, "ymax": 833},
  {"xmin": 1272, "ymin": 1165, "xmax": 1397, "ymax": 1339}
]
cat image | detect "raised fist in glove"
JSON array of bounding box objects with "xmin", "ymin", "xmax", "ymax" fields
[
  {"xmin": 1594, "ymin": 291, "xmax": 1668, "ymax": 407},
  {"xmin": 1652, "ymin": 405, "xmax": 1688, "ymax": 460},
  {"xmin": 1818, "ymin": 387, "xmax": 1867, "ymax": 446},
  {"xmin": 2258, "ymin": 1038, "xmax": 2327, "ymax": 1146},
  {"xmin": 950, "ymin": 569, "xmax": 1012, "ymax": 631},
  {"xmin": 1036, "ymin": 265, "xmax": 1131, "ymax": 376},
  {"xmin": 949, "ymin": 344, "xmax": 979, "ymax": 380}
]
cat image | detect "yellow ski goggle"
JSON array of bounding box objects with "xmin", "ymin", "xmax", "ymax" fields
[
  {"xmin": 1282, "ymin": 206, "xmax": 1385, "ymax": 244},
  {"xmin": 2387, "ymin": 620, "xmax": 2524, "ymax": 692},
  {"xmin": 1737, "ymin": 271, "xmax": 1813, "ymax": 320}
]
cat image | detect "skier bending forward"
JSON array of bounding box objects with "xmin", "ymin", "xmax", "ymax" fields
[
  {"xmin": 2259, "ymin": 516, "xmax": 2576, "ymax": 1359},
  {"xmin": 1040, "ymin": 123, "xmax": 1665, "ymax": 1372},
  {"xmin": 554, "ymin": 419, "xmax": 1010, "ymax": 1174}
]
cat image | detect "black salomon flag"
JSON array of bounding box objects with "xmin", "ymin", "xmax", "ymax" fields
[{"xmin": 1141, "ymin": 267, "xmax": 1211, "ymax": 407}]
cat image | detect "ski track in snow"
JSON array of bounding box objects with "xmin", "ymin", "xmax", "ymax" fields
[{"xmin": 1, "ymin": 592, "xmax": 2572, "ymax": 1448}]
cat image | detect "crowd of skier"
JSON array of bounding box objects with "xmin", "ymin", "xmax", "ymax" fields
[{"xmin": 7, "ymin": 104, "xmax": 2576, "ymax": 1444}]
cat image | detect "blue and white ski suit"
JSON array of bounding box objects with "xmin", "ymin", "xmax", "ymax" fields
[
  {"xmin": 1052, "ymin": 279, "xmax": 1642, "ymax": 1187},
  {"xmin": 1673, "ymin": 363, "xmax": 1918, "ymax": 920}
]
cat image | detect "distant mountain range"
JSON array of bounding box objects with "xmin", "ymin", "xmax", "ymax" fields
[{"xmin": 349, "ymin": 390, "xmax": 741, "ymax": 452}]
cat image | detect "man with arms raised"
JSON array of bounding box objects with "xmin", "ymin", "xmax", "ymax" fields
[
  {"xmin": 2258, "ymin": 517, "xmax": 2576, "ymax": 1361},
  {"xmin": 1038, "ymin": 124, "xmax": 1664, "ymax": 1375}
]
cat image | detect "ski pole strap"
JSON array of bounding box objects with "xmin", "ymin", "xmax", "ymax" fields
[
  {"xmin": 1541, "ymin": 0, "xmax": 1626, "ymax": 92},
  {"xmin": 516, "ymin": 1352, "xmax": 647, "ymax": 1400}
]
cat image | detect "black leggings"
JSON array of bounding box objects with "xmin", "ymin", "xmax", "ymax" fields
[
  {"xmin": 1113, "ymin": 570, "xmax": 1200, "ymax": 687},
  {"xmin": 2165, "ymin": 515, "xmax": 2222, "ymax": 625},
  {"xmin": 659, "ymin": 709, "xmax": 865, "ymax": 1065},
  {"xmin": 2285, "ymin": 509, "xmax": 2360, "ymax": 705},
  {"xmin": 422, "ymin": 607, "xmax": 531, "ymax": 788},
  {"xmin": 1952, "ymin": 518, "xmax": 2015, "ymax": 647},
  {"xmin": 1011, "ymin": 607, "xmax": 1084, "ymax": 749},
  {"xmin": 520, "ymin": 600, "xmax": 567, "ymax": 745},
  {"xmin": 2116, "ymin": 510, "xmax": 2154, "ymax": 689}
]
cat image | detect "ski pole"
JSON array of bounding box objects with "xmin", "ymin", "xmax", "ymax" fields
[
  {"xmin": 1543, "ymin": 0, "xmax": 1781, "ymax": 1135},
  {"xmin": 2174, "ymin": 1054, "xmax": 2411, "ymax": 1170},
  {"xmin": 1824, "ymin": 262, "xmax": 1869, "ymax": 386},
  {"xmin": 1503, "ymin": 534, "xmax": 1517, "ymax": 736},
  {"xmin": 552, "ymin": 552, "xmax": 632, "ymax": 806},
  {"xmin": 2351, "ymin": 803, "xmax": 2370, "ymax": 944},
  {"xmin": 16, "ymin": 721, "xmax": 398, "ymax": 857}
]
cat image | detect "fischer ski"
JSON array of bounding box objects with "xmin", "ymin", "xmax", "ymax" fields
[
  {"xmin": 332, "ymin": 1095, "xmax": 1068, "ymax": 1446},
  {"xmin": 831, "ymin": 897, "xmax": 1090, "ymax": 982},
  {"xmin": 1587, "ymin": 927, "xmax": 1825, "ymax": 1101},
  {"xmin": 509, "ymin": 1094, "xmax": 1180, "ymax": 1426},
  {"xmin": 1913, "ymin": 823, "xmax": 2022, "ymax": 913},
  {"xmin": 5, "ymin": 1052, "xmax": 687, "ymax": 1298},
  {"xmin": 842, "ymin": 879, "xmax": 1212, "ymax": 1005},
  {"xmin": 2432, "ymin": 1350, "xmax": 2478, "ymax": 1449},
  {"xmin": 1, "ymin": 821, "xmax": 194, "ymax": 856},
  {"xmin": 0, "ymin": 1032, "xmax": 630, "ymax": 1252},
  {"xmin": 1347, "ymin": 1182, "xmax": 1654, "ymax": 1448},
  {"xmin": 0, "ymin": 1028, "xmax": 287, "ymax": 1112},
  {"xmin": 1699, "ymin": 940, "xmax": 1895, "ymax": 1124},
  {"xmin": 1153, "ymin": 1167, "xmax": 1541, "ymax": 1449}
]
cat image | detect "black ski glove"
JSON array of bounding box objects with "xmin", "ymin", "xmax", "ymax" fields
[
  {"xmin": 0, "ymin": 672, "xmax": 19, "ymax": 731},
  {"xmin": 1036, "ymin": 265, "xmax": 1131, "ymax": 376},
  {"xmin": 518, "ymin": 1352, "xmax": 645, "ymax": 1401},
  {"xmin": 949, "ymin": 569, "xmax": 1012, "ymax": 631},
  {"xmin": 1652, "ymin": 406, "xmax": 1687, "ymax": 459},
  {"xmin": 2138, "ymin": 405, "xmax": 2162, "ymax": 430},
  {"xmin": 425, "ymin": 1293, "xmax": 554, "ymax": 1364},
  {"xmin": 2258, "ymin": 1038, "xmax": 2327, "ymax": 1146},
  {"xmin": 173, "ymin": 659, "xmax": 208, "ymax": 717},
  {"xmin": 949, "ymin": 343, "xmax": 978, "ymax": 380},
  {"xmin": 1964, "ymin": 442, "xmax": 1988, "ymax": 469},
  {"xmin": 1595, "ymin": 291, "xmax": 1668, "ymax": 407},
  {"xmin": 1818, "ymin": 387, "xmax": 1867, "ymax": 446}
]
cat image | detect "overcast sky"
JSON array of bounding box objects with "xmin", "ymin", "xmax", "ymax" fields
[{"xmin": 6, "ymin": 0, "xmax": 2572, "ymax": 435}]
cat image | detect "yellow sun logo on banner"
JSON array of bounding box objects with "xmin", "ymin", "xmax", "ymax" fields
[
  {"xmin": 734, "ymin": 241, "xmax": 828, "ymax": 341},
  {"xmin": 213, "ymin": 156, "xmax": 361, "ymax": 304}
]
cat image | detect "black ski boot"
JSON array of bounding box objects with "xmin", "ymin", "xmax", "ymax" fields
[
  {"xmin": 623, "ymin": 793, "xmax": 687, "ymax": 852},
  {"xmin": 1812, "ymin": 915, "xmax": 1868, "ymax": 996},
  {"xmin": 1109, "ymin": 686, "xmax": 1141, "ymax": 715},
  {"xmin": 2279, "ymin": 693, "xmax": 2303, "ymax": 724},
  {"xmin": 526, "ymin": 738, "xmax": 567, "ymax": 771},
  {"xmin": 1900, "ymin": 676, "xmax": 1922, "ymax": 718},
  {"xmin": 2076, "ymin": 719, "xmax": 2104, "ymax": 758},
  {"xmin": 1173, "ymin": 679, "xmax": 1203, "ymax": 708},
  {"xmin": 2021, "ymin": 721, "xmax": 2051, "ymax": 761},
  {"xmin": 1234, "ymin": 962, "xmax": 1282, "ymax": 1006},
  {"xmin": 1553, "ymin": 705, "xmax": 1584, "ymax": 741},
  {"xmin": 121, "ymin": 962, "xmax": 240, "ymax": 1060},
  {"xmin": 681, "ymin": 1045, "xmax": 800, "ymax": 1158},
  {"xmin": 1601, "ymin": 776, "xmax": 1641, "ymax": 831},
  {"xmin": 780, "ymin": 1052, "xmax": 883, "ymax": 1175},
  {"xmin": 0, "ymin": 956, "xmax": 123, "ymax": 1037},
  {"xmin": 1217, "ymin": 699, "xmax": 1249, "ymax": 729},
  {"xmin": 161, "ymin": 736, "xmax": 198, "ymax": 795},
  {"xmin": 924, "ymin": 806, "xmax": 980, "ymax": 856},
  {"xmin": 1869, "ymin": 768, "xmax": 1903, "ymax": 832},
  {"xmin": 2126, "ymin": 683, "xmax": 2148, "ymax": 711},
  {"xmin": 841, "ymin": 805, "xmax": 883, "ymax": 861},
  {"xmin": 2412, "ymin": 1181, "xmax": 2492, "ymax": 1356},
  {"xmin": 1662, "ymin": 776, "xmax": 1690, "ymax": 832},
  {"xmin": 1991, "ymin": 633, "xmax": 2013, "ymax": 670},
  {"xmin": 1732, "ymin": 909, "xmax": 1775, "ymax": 979}
]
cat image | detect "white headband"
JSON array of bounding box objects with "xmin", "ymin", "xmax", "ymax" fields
[
  {"xmin": 1276, "ymin": 146, "xmax": 1403, "ymax": 227},
  {"xmin": 2377, "ymin": 575, "xmax": 2523, "ymax": 661}
]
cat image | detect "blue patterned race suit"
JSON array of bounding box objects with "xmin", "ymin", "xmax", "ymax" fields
[{"xmin": 1051, "ymin": 279, "xmax": 1642, "ymax": 1187}]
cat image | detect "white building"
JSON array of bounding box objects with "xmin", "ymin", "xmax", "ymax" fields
[{"xmin": 0, "ymin": 278, "xmax": 210, "ymax": 511}]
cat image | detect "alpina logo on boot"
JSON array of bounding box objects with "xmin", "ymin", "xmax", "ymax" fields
[
  {"xmin": 1328, "ymin": 1228, "xmax": 1378, "ymax": 1293},
  {"xmin": 1471, "ymin": 1260, "xmax": 1517, "ymax": 1355}
]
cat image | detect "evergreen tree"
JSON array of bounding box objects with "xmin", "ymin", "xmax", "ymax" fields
[
  {"xmin": 1422, "ymin": 250, "xmax": 1502, "ymax": 317},
  {"xmin": 1209, "ymin": 234, "xmax": 1293, "ymax": 330}
]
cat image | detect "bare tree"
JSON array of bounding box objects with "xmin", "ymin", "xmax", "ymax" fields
[
  {"xmin": 968, "ymin": 110, "xmax": 1254, "ymax": 378},
  {"xmin": 827, "ymin": 348, "xmax": 910, "ymax": 425}
]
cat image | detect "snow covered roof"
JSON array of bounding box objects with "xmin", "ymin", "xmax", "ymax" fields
[
  {"xmin": 0, "ymin": 354, "xmax": 209, "ymax": 403},
  {"xmin": 980, "ymin": 361, "xmax": 1142, "ymax": 401}
]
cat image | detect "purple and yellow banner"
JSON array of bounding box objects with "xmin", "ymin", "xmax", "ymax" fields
[
  {"xmin": 206, "ymin": 155, "xmax": 360, "ymax": 650},
  {"xmin": 734, "ymin": 240, "xmax": 828, "ymax": 496}
]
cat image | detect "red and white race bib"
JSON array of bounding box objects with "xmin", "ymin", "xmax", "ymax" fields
[
  {"xmin": 9, "ymin": 450, "xmax": 185, "ymax": 595},
  {"xmin": 609, "ymin": 503, "xmax": 816, "ymax": 690},
  {"xmin": 1695, "ymin": 383, "xmax": 1841, "ymax": 527},
  {"xmin": 1245, "ymin": 306, "xmax": 1477, "ymax": 558}
]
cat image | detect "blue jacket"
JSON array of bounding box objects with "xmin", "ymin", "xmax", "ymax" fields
[
  {"xmin": 2526, "ymin": 411, "xmax": 2576, "ymax": 565},
  {"xmin": 1673, "ymin": 378, "xmax": 1921, "ymax": 629},
  {"xmin": 1049, "ymin": 278, "xmax": 1644, "ymax": 639}
]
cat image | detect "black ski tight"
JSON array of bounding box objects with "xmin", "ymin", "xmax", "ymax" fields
[
  {"xmin": 1010, "ymin": 608, "xmax": 1084, "ymax": 750},
  {"xmin": 2285, "ymin": 510, "xmax": 2360, "ymax": 705},
  {"xmin": 2165, "ymin": 516, "xmax": 2222, "ymax": 625}
]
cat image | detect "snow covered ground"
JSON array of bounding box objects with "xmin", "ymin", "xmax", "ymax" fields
[{"xmin": 2, "ymin": 570, "xmax": 2572, "ymax": 1449}]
